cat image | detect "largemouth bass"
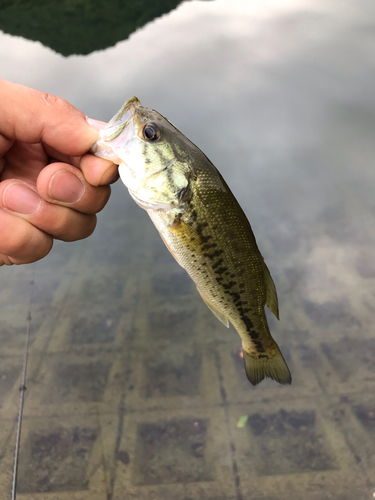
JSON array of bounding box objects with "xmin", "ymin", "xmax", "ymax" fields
[{"xmin": 91, "ymin": 97, "xmax": 292, "ymax": 386}]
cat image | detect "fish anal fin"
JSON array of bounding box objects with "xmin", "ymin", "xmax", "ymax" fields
[
  {"xmin": 262, "ymin": 262, "xmax": 279, "ymax": 320},
  {"xmin": 197, "ymin": 288, "xmax": 229, "ymax": 327},
  {"xmin": 242, "ymin": 345, "xmax": 291, "ymax": 386}
]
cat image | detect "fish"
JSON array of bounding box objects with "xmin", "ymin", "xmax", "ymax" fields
[{"xmin": 91, "ymin": 97, "xmax": 292, "ymax": 386}]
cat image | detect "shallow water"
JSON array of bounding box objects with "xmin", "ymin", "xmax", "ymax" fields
[{"xmin": 1, "ymin": 0, "xmax": 375, "ymax": 498}]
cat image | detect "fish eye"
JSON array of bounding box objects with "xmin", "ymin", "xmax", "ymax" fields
[{"xmin": 143, "ymin": 122, "xmax": 160, "ymax": 142}]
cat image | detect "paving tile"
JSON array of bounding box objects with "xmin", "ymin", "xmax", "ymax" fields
[
  {"xmin": 322, "ymin": 392, "xmax": 375, "ymax": 474},
  {"xmin": 11, "ymin": 413, "xmax": 118, "ymax": 500},
  {"xmin": 112, "ymin": 407, "xmax": 236, "ymax": 500},
  {"xmin": 245, "ymin": 409, "xmax": 335, "ymax": 475},
  {"xmin": 22, "ymin": 350, "xmax": 128, "ymax": 418},
  {"xmin": 321, "ymin": 337, "xmax": 375, "ymax": 393},
  {"xmin": 124, "ymin": 343, "xmax": 221, "ymax": 411},
  {"xmin": 230, "ymin": 399, "xmax": 369, "ymax": 500},
  {"xmin": 34, "ymin": 266, "xmax": 138, "ymax": 355},
  {"xmin": 134, "ymin": 418, "xmax": 212, "ymax": 485}
]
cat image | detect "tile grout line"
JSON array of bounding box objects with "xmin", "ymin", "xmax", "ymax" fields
[
  {"xmin": 96, "ymin": 410, "xmax": 112, "ymax": 500},
  {"xmin": 213, "ymin": 349, "xmax": 244, "ymax": 500},
  {"xmin": 11, "ymin": 270, "xmax": 35, "ymax": 500},
  {"xmin": 109, "ymin": 259, "xmax": 142, "ymax": 500},
  {"xmin": 109, "ymin": 408, "xmax": 125, "ymax": 500}
]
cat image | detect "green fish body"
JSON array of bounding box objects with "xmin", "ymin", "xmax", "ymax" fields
[{"xmin": 91, "ymin": 97, "xmax": 292, "ymax": 386}]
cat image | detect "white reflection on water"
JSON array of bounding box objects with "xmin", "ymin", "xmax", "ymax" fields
[{"xmin": 1, "ymin": 0, "xmax": 375, "ymax": 340}]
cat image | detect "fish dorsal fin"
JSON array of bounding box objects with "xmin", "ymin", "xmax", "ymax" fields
[
  {"xmin": 197, "ymin": 288, "xmax": 229, "ymax": 328},
  {"xmin": 262, "ymin": 262, "xmax": 279, "ymax": 320}
]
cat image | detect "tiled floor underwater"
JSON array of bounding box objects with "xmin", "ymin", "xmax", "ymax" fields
[{"xmin": 1, "ymin": 199, "xmax": 375, "ymax": 500}]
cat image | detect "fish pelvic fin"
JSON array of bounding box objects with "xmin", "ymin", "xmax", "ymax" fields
[
  {"xmin": 197, "ymin": 288, "xmax": 229, "ymax": 327},
  {"xmin": 262, "ymin": 262, "xmax": 279, "ymax": 320},
  {"xmin": 243, "ymin": 345, "xmax": 292, "ymax": 386}
]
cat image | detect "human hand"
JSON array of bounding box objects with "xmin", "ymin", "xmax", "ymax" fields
[{"xmin": 0, "ymin": 79, "xmax": 118, "ymax": 265}]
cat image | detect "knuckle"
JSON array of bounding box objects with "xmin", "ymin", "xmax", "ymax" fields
[
  {"xmin": 91, "ymin": 186, "xmax": 111, "ymax": 214},
  {"xmin": 52, "ymin": 212, "xmax": 72, "ymax": 236},
  {"xmin": 57, "ymin": 213, "xmax": 96, "ymax": 242},
  {"xmin": 101, "ymin": 186, "xmax": 111, "ymax": 209},
  {"xmin": 3, "ymin": 226, "xmax": 28, "ymax": 254},
  {"xmin": 1, "ymin": 221, "xmax": 52, "ymax": 263},
  {"xmin": 36, "ymin": 90, "xmax": 75, "ymax": 117},
  {"xmin": 0, "ymin": 254, "xmax": 15, "ymax": 266},
  {"xmin": 19, "ymin": 238, "xmax": 52, "ymax": 264},
  {"xmin": 85, "ymin": 215, "xmax": 97, "ymax": 238},
  {"xmin": 39, "ymin": 91, "xmax": 64, "ymax": 108},
  {"xmin": 76, "ymin": 185, "xmax": 110, "ymax": 215}
]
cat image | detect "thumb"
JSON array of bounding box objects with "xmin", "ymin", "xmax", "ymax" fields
[{"xmin": 0, "ymin": 79, "xmax": 98, "ymax": 157}]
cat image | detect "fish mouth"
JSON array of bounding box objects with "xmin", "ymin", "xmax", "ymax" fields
[
  {"xmin": 115, "ymin": 96, "xmax": 141, "ymax": 124},
  {"xmin": 90, "ymin": 97, "xmax": 141, "ymax": 160},
  {"xmin": 102, "ymin": 96, "xmax": 141, "ymax": 142}
]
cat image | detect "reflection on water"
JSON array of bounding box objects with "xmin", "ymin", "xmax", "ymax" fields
[
  {"xmin": 0, "ymin": 0, "xmax": 185, "ymax": 56},
  {"xmin": 1, "ymin": 0, "xmax": 375, "ymax": 498}
]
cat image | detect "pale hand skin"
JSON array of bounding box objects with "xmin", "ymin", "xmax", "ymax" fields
[{"xmin": 0, "ymin": 79, "xmax": 118, "ymax": 266}]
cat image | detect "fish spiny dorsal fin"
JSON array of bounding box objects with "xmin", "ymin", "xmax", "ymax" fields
[
  {"xmin": 197, "ymin": 288, "xmax": 230, "ymax": 327},
  {"xmin": 262, "ymin": 261, "xmax": 279, "ymax": 320}
]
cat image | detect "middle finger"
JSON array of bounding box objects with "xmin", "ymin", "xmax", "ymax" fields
[{"xmin": 0, "ymin": 179, "xmax": 97, "ymax": 242}]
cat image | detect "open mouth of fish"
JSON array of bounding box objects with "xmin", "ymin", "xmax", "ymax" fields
[{"xmin": 90, "ymin": 96, "xmax": 141, "ymax": 162}]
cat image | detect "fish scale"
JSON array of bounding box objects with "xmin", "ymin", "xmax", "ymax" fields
[{"xmin": 91, "ymin": 97, "xmax": 292, "ymax": 386}]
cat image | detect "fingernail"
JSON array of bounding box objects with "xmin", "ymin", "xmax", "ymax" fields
[
  {"xmin": 3, "ymin": 183, "xmax": 42, "ymax": 215},
  {"xmin": 101, "ymin": 165, "xmax": 119, "ymax": 185},
  {"xmin": 86, "ymin": 117, "xmax": 106, "ymax": 131},
  {"xmin": 49, "ymin": 170, "xmax": 85, "ymax": 203}
]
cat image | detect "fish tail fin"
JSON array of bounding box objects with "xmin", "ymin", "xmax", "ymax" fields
[{"xmin": 243, "ymin": 345, "xmax": 292, "ymax": 386}]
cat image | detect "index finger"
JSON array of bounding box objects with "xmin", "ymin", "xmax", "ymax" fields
[{"xmin": 0, "ymin": 79, "xmax": 99, "ymax": 157}]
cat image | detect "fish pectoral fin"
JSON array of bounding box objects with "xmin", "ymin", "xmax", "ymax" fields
[
  {"xmin": 242, "ymin": 345, "xmax": 291, "ymax": 386},
  {"xmin": 158, "ymin": 218, "xmax": 202, "ymax": 267},
  {"xmin": 262, "ymin": 262, "xmax": 279, "ymax": 320},
  {"xmin": 197, "ymin": 288, "xmax": 230, "ymax": 327},
  {"xmin": 168, "ymin": 218, "xmax": 203, "ymax": 254}
]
